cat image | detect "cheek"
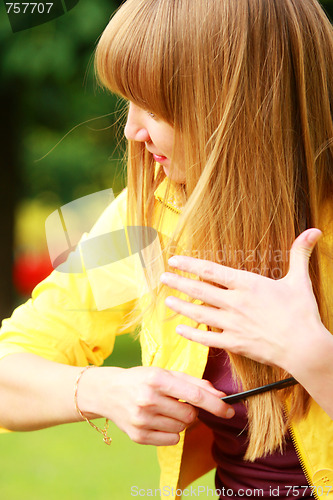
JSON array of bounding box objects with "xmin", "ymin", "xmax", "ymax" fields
[
  {"xmin": 164, "ymin": 139, "xmax": 175, "ymax": 157},
  {"xmin": 158, "ymin": 125, "xmax": 175, "ymax": 156}
]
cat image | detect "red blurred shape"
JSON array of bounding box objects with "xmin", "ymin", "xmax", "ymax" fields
[{"xmin": 13, "ymin": 253, "xmax": 53, "ymax": 296}]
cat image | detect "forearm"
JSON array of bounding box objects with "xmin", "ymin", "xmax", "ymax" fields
[
  {"xmin": 286, "ymin": 324, "xmax": 333, "ymax": 419},
  {"xmin": 0, "ymin": 352, "xmax": 234, "ymax": 444},
  {"xmin": 0, "ymin": 352, "xmax": 99, "ymax": 431}
]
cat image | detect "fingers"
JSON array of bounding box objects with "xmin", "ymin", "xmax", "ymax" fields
[
  {"xmin": 160, "ymin": 272, "xmax": 234, "ymax": 309},
  {"xmin": 126, "ymin": 369, "xmax": 235, "ymax": 446},
  {"xmin": 176, "ymin": 324, "xmax": 227, "ymax": 349},
  {"xmin": 168, "ymin": 256, "xmax": 248, "ymax": 289},
  {"xmin": 134, "ymin": 384, "xmax": 199, "ymax": 424},
  {"xmin": 126, "ymin": 427, "xmax": 182, "ymax": 446},
  {"xmin": 128, "ymin": 393, "xmax": 196, "ymax": 446},
  {"xmin": 167, "ymin": 228, "xmax": 322, "ymax": 290},
  {"xmin": 110, "ymin": 366, "xmax": 235, "ymax": 447},
  {"xmin": 289, "ymin": 228, "xmax": 322, "ymax": 279},
  {"xmin": 175, "ymin": 325, "xmax": 249, "ymax": 360},
  {"xmin": 148, "ymin": 368, "xmax": 234, "ymax": 419},
  {"xmin": 169, "ymin": 370, "xmax": 224, "ymax": 397},
  {"xmin": 131, "ymin": 404, "xmax": 191, "ymax": 433},
  {"xmin": 165, "ymin": 295, "xmax": 228, "ymax": 331}
]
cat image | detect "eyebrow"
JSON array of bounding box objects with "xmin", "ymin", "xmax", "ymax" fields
[{"xmin": 221, "ymin": 377, "xmax": 298, "ymax": 404}]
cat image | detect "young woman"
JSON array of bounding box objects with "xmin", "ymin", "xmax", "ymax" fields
[{"xmin": 0, "ymin": 0, "xmax": 332, "ymax": 498}]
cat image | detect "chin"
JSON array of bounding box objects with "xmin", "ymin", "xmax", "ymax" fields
[
  {"xmin": 163, "ymin": 166, "xmax": 186, "ymax": 184},
  {"xmin": 163, "ymin": 165, "xmax": 170, "ymax": 176}
]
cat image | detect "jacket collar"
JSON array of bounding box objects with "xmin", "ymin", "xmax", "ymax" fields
[{"xmin": 153, "ymin": 176, "xmax": 184, "ymax": 214}]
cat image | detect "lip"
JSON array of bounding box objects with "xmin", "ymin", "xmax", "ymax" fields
[
  {"xmin": 145, "ymin": 146, "xmax": 168, "ymax": 164},
  {"xmin": 152, "ymin": 153, "xmax": 168, "ymax": 164}
]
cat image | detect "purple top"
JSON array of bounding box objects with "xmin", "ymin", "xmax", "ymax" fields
[{"xmin": 198, "ymin": 349, "xmax": 312, "ymax": 499}]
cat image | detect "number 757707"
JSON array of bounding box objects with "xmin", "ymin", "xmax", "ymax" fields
[{"xmin": 6, "ymin": 3, "xmax": 53, "ymax": 14}]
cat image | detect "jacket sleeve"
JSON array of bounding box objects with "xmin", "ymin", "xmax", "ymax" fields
[{"xmin": 0, "ymin": 189, "xmax": 140, "ymax": 367}]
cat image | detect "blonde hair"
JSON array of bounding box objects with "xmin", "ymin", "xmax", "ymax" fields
[{"xmin": 95, "ymin": 0, "xmax": 333, "ymax": 460}]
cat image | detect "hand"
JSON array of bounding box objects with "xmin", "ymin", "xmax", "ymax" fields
[
  {"xmin": 160, "ymin": 228, "xmax": 325, "ymax": 373},
  {"xmin": 78, "ymin": 365, "xmax": 234, "ymax": 446}
]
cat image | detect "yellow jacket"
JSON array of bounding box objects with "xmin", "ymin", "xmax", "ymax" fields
[{"xmin": 0, "ymin": 180, "xmax": 332, "ymax": 499}]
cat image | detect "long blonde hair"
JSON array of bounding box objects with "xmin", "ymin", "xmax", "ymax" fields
[{"xmin": 95, "ymin": 0, "xmax": 333, "ymax": 460}]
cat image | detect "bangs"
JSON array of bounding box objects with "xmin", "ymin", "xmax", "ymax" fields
[{"xmin": 95, "ymin": 0, "xmax": 179, "ymax": 124}]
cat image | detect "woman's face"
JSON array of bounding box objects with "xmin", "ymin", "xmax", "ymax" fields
[{"xmin": 124, "ymin": 102, "xmax": 186, "ymax": 184}]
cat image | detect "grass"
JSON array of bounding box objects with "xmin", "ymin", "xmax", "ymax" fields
[
  {"xmin": 0, "ymin": 334, "xmax": 216, "ymax": 499},
  {"xmin": 0, "ymin": 421, "xmax": 160, "ymax": 500}
]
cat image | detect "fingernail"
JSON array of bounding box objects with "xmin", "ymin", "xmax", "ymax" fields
[
  {"xmin": 176, "ymin": 325, "xmax": 183, "ymax": 335},
  {"xmin": 160, "ymin": 273, "xmax": 168, "ymax": 283},
  {"xmin": 306, "ymin": 229, "xmax": 321, "ymax": 245},
  {"xmin": 168, "ymin": 257, "xmax": 179, "ymax": 267},
  {"xmin": 226, "ymin": 407, "xmax": 235, "ymax": 419},
  {"xmin": 165, "ymin": 296, "xmax": 175, "ymax": 307}
]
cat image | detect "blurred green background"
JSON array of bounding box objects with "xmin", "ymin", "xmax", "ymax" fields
[{"xmin": 0, "ymin": 0, "xmax": 333, "ymax": 498}]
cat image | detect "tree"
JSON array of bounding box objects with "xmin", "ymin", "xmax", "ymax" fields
[{"xmin": 0, "ymin": 0, "xmax": 122, "ymax": 319}]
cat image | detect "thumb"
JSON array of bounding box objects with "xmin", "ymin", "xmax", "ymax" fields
[{"xmin": 289, "ymin": 228, "xmax": 322, "ymax": 278}]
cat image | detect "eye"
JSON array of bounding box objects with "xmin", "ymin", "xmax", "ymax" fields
[{"xmin": 146, "ymin": 111, "xmax": 156, "ymax": 119}]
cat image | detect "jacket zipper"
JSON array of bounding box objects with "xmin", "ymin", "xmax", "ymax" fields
[
  {"xmin": 284, "ymin": 406, "xmax": 319, "ymax": 500},
  {"xmin": 155, "ymin": 197, "xmax": 182, "ymax": 214}
]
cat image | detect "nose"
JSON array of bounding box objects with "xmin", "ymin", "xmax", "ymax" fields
[{"xmin": 124, "ymin": 103, "xmax": 151, "ymax": 143}]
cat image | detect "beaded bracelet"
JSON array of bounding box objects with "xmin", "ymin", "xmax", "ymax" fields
[{"xmin": 74, "ymin": 365, "xmax": 112, "ymax": 445}]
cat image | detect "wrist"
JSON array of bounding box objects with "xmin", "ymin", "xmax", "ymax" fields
[
  {"xmin": 74, "ymin": 366, "xmax": 100, "ymax": 420},
  {"xmin": 75, "ymin": 365, "xmax": 124, "ymax": 420},
  {"xmin": 286, "ymin": 323, "xmax": 333, "ymax": 382},
  {"xmin": 74, "ymin": 366, "xmax": 114, "ymax": 445}
]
